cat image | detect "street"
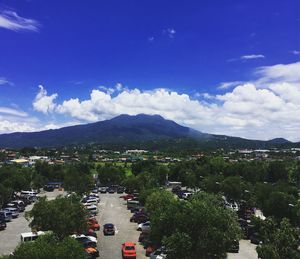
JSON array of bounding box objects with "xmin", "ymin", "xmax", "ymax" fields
[{"xmin": 97, "ymin": 193, "xmax": 147, "ymax": 259}]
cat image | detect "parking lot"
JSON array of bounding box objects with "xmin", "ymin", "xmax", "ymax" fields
[
  {"xmin": 97, "ymin": 193, "xmax": 147, "ymax": 259},
  {"xmin": 0, "ymin": 189, "xmax": 64, "ymax": 256},
  {"xmin": 228, "ymin": 240, "xmax": 258, "ymax": 259}
]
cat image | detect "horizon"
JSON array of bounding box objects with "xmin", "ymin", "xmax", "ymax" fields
[{"xmin": 0, "ymin": 1, "xmax": 300, "ymax": 141}]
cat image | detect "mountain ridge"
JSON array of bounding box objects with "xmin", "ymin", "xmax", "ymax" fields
[{"xmin": 0, "ymin": 114, "xmax": 293, "ymax": 149}]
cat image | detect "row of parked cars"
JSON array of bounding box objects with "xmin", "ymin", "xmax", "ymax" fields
[
  {"xmin": 120, "ymin": 192, "xmax": 167, "ymax": 259},
  {"xmin": 0, "ymin": 190, "xmax": 38, "ymax": 232}
]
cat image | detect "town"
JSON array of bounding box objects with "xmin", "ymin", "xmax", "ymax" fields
[{"xmin": 1, "ymin": 145, "xmax": 300, "ymax": 258}]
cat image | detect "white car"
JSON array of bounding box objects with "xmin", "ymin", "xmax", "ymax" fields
[
  {"xmin": 83, "ymin": 198, "xmax": 99, "ymax": 206},
  {"xmin": 137, "ymin": 221, "xmax": 151, "ymax": 232},
  {"xmin": 150, "ymin": 248, "xmax": 167, "ymax": 259},
  {"xmin": 71, "ymin": 234, "xmax": 97, "ymax": 244},
  {"xmin": 182, "ymin": 192, "xmax": 192, "ymax": 199},
  {"xmin": 4, "ymin": 207, "xmax": 19, "ymax": 218}
]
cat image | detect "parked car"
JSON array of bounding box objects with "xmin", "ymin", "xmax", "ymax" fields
[
  {"xmin": 21, "ymin": 231, "xmax": 45, "ymax": 242},
  {"xmin": 91, "ymin": 188, "xmax": 98, "ymax": 194},
  {"xmin": 150, "ymin": 248, "xmax": 167, "ymax": 259},
  {"xmin": 0, "ymin": 213, "xmax": 6, "ymax": 230},
  {"xmin": 138, "ymin": 232, "xmax": 149, "ymax": 243},
  {"xmin": 107, "ymin": 187, "xmax": 116, "ymax": 194},
  {"xmin": 103, "ymin": 223, "xmax": 115, "ymax": 235},
  {"xmin": 10, "ymin": 200, "xmax": 25, "ymax": 212},
  {"xmin": 250, "ymin": 232, "xmax": 262, "ymax": 245},
  {"xmin": 130, "ymin": 213, "xmax": 149, "ymax": 224},
  {"xmin": 137, "ymin": 221, "xmax": 150, "ymax": 232},
  {"xmin": 83, "ymin": 199, "xmax": 99, "ymax": 206},
  {"xmin": 182, "ymin": 192, "xmax": 192, "ymax": 200},
  {"xmin": 84, "ymin": 229, "xmax": 98, "ymax": 238},
  {"xmin": 88, "ymin": 218, "xmax": 100, "ymax": 231},
  {"xmin": 0, "ymin": 210, "xmax": 12, "ymax": 222},
  {"xmin": 117, "ymin": 187, "xmax": 125, "ymax": 194},
  {"xmin": 145, "ymin": 244, "xmax": 156, "ymax": 256},
  {"xmin": 44, "ymin": 185, "xmax": 55, "ymax": 192},
  {"xmin": 72, "ymin": 234, "xmax": 98, "ymax": 244},
  {"xmin": 99, "ymin": 187, "xmax": 107, "ymax": 193},
  {"xmin": 227, "ymin": 239, "xmax": 239, "ymax": 253},
  {"xmin": 4, "ymin": 207, "xmax": 19, "ymax": 218},
  {"xmin": 85, "ymin": 205, "xmax": 98, "ymax": 216},
  {"xmin": 122, "ymin": 194, "xmax": 134, "ymax": 200},
  {"xmin": 121, "ymin": 242, "xmax": 137, "ymax": 259}
]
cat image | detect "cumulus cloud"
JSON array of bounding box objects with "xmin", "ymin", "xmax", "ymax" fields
[
  {"xmin": 0, "ymin": 10, "xmax": 40, "ymax": 32},
  {"xmin": 241, "ymin": 54, "xmax": 265, "ymax": 60},
  {"xmin": 33, "ymin": 85, "xmax": 58, "ymax": 113},
  {"xmin": 28, "ymin": 61, "xmax": 300, "ymax": 141}
]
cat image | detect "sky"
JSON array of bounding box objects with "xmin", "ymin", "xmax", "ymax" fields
[{"xmin": 0, "ymin": 0, "xmax": 300, "ymax": 141}]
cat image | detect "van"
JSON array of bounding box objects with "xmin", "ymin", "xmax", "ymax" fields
[
  {"xmin": 4, "ymin": 207, "xmax": 19, "ymax": 218},
  {"xmin": 20, "ymin": 231, "xmax": 45, "ymax": 242},
  {"xmin": 127, "ymin": 200, "xmax": 140, "ymax": 210}
]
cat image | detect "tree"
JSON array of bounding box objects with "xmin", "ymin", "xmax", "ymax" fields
[
  {"xmin": 256, "ymin": 218, "xmax": 300, "ymax": 259},
  {"xmin": 97, "ymin": 164, "xmax": 126, "ymax": 185},
  {"xmin": 64, "ymin": 164, "xmax": 93, "ymax": 195},
  {"xmin": 26, "ymin": 196, "xmax": 88, "ymax": 240},
  {"xmin": 146, "ymin": 190, "xmax": 241, "ymax": 259},
  {"xmin": 12, "ymin": 233, "xmax": 85, "ymax": 259},
  {"xmin": 262, "ymin": 191, "xmax": 297, "ymax": 222},
  {"xmin": 221, "ymin": 176, "xmax": 243, "ymax": 200}
]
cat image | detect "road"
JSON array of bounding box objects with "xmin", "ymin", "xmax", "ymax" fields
[
  {"xmin": 0, "ymin": 189, "xmax": 64, "ymax": 256},
  {"xmin": 227, "ymin": 240, "xmax": 258, "ymax": 259},
  {"xmin": 97, "ymin": 193, "xmax": 147, "ymax": 259}
]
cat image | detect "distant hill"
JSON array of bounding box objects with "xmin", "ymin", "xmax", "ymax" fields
[{"xmin": 0, "ymin": 114, "xmax": 294, "ymax": 149}]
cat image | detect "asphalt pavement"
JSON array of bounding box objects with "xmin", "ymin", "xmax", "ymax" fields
[
  {"xmin": 0, "ymin": 189, "xmax": 64, "ymax": 256},
  {"xmin": 97, "ymin": 193, "xmax": 147, "ymax": 259},
  {"xmin": 227, "ymin": 240, "xmax": 258, "ymax": 259}
]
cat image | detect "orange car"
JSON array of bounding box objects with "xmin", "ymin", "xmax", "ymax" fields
[
  {"xmin": 121, "ymin": 242, "xmax": 137, "ymax": 259},
  {"xmin": 88, "ymin": 218, "xmax": 100, "ymax": 231}
]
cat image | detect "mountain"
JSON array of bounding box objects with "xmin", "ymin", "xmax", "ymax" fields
[{"xmin": 0, "ymin": 114, "xmax": 294, "ymax": 149}]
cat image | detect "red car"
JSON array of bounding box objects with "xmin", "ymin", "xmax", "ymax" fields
[
  {"xmin": 122, "ymin": 194, "xmax": 134, "ymax": 200},
  {"xmin": 88, "ymin": 218, "xmax": 100, "ymax": 231},
  {"xmin": 121, "ymin": 242, "xmax": 137, "ymax": 259}
]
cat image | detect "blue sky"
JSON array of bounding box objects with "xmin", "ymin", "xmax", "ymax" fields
[{"xmin": 0, "ymin": 0, "xmax": 300, "ymax": 141}]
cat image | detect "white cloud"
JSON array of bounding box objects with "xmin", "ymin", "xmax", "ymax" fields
[
  {"xmin": 291, "ymin": 50, "xmax": 300, "ymax": 55},
  {"xmin": 148, "ymin": 36, "xmax": 154, "ymax": 42},
  {"xmin": 0, "ymin": 107, "xmax": 28, "ymax": 117},
  {"xmin": 25, "ymin": 61, "xmax": 300, "ymax": 141},
  {"xmin": 0, "ymin": 120, "xmax": 36, "ymax": 133},
  {"xmin": 255, "ymin": 61, "xmax": 300, "ymax": 83},
  {"xmin": 218, "ymin": 81, "xmax": 244, "ymax": 90},
  {"xmin": 0, "ymin": 77, "xmax": 13, "ymax": 86},
  {"xmin": 163, "ymin": 28, "xmax": 176, "ymax": 38},
  {"xmin": 0, "ymin": 10, "xmax": 40, "ymax": 32},
  {"xmin": 33, "ymin": 85, "xmax": 58, "ymax": 113},
  {"xmin": 241, "ymin": 54, "xmax": 265, "ymax": 60}
]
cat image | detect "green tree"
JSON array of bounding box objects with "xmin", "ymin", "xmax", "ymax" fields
[
  {"xmin": 146, "ymin": 190, "xmax": 241, "ymax": 259},
  {"xmin": 12, "ymin": 233, "xmax": 85, "ymax": 259},
  {"xmin": 257, "ymin": 218, "xmax": 300, "ymax": 259},
  {"xmin": 262, "ymin": 191, "xmax": 297, "ymax": 222},
  {"xmin": 26, "ymin": 196, "xmax": 88, "ymax": 240}
]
